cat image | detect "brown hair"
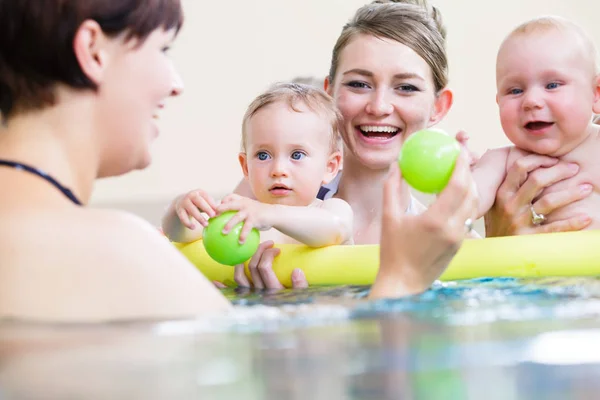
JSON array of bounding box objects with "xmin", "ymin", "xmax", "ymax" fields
[
  {"xmin": 241, "ymin": 82, "xmax": 343, "ymax": 153},
  {"xmin": 329, "ymin": 0, "xmax": 448, "ymax": 92},
  {"xmin": 0, "ymin": 0, "xmax": 184, "ymax": 118}
]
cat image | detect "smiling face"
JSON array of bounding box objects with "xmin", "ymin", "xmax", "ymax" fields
[
  {"xmin": 239, "ymin": 100, "xmax": 341, "ymax": 206},
  {"xmin": 326, "ymin": 34, "xmax": 451, "ymax": 171},
  {"xmin": 496, "ymin": 28, "xmax": 600, "ymax": 156},
  {"xmin": 95, "ymin": 28, "xmax": 183, "ymax": 177}
]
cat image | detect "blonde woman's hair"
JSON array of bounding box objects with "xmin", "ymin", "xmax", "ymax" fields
[
  {"xmin": 291, "ymin": 76, "xmax": 325, "ymax": 88},
  {"xmin": 329, "ymin": 0, "xmax": 448, "ymax": 92},
  {"xmin": 241, "ymin": 82, "xmax": 343, "ymax": 153}
]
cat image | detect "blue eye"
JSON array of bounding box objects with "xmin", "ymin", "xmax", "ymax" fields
[
  {"xmin": 509, "ymin": 88, "xmax": 523, "ymax": 95},
  {"xmin": 291, "ymin": 151, "xmax": 305, "ymax": 160},
  {"xmin": 546, "ymin": 82, "xmax": 560, "ymax": 90},
  {"xmin": 257, "ymin": 152, "xmax": 270, "ymax": 161}
]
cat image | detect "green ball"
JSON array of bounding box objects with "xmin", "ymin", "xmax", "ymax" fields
[
  {"xmin": 398, "ymin": 129, "xmax": 460, "ymax": 194},
  {"xmin": 202, "ymin": 211, "xmax": 260, "ymax": 266}
]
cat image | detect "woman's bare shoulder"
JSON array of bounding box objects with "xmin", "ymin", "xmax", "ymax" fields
[{"xmin": 0, "ymin": 208, "xmax": 231, "ymax": 322}]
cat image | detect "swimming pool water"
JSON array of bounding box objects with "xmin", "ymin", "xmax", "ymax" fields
[{"xmin": 2, "ymin": 277, "xmax": 600, "ymax": 399}]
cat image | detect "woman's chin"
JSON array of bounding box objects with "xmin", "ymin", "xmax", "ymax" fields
[
  {"xmin": 346, "ymin": 145, "xmax": 400, "ymax": 171},
  {"xmin": 133, "ymin": 152, "xmax": 153, "ymax": 172},
  {"xmin": 358, "ymin": 154, "xmax": 399, "ymax": 171},
  {"xmin": 97, "ymin": 152, "xmax": 152, "ymax": 178}
]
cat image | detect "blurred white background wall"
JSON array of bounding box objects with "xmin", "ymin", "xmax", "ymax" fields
[{"xmin": 91, "ymin": 0, "xmax": 600, "ymax": 228}]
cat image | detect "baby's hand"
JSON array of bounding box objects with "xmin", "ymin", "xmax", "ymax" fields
[
  {"xmin": 455, "ymin": 130, "xmax": 479, "ymax": 167},
  {"xmin": 174, "ymin": 189, "xmax": 218, "ymax": 229},
  {"xmin": 217, "ymin": 194, "xmax": 272, "ymax": 243}
]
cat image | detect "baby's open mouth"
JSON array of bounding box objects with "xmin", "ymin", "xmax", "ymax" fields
[
  {"xmin": 525, "ymin": 121, "xmax": 554, "ymax": 131},
  {"xmin": 359, "ymin": 125, "xmax": 400, "ymax": 139}
]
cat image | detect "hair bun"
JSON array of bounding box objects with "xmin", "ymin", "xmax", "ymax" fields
[{"xmin": 371, "ymin": 0, "xmax": 445, "ymax": 38}]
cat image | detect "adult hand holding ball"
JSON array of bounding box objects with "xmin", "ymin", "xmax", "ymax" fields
[
  {"xmin": 398, "ymin": 129, "xmax": 461, "ymax": 194},
  {"xmin": 202, "ymin": 211, "xmax": 260, "ymax": 266}
]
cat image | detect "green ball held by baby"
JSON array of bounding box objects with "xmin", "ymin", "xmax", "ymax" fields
[
  {"xmin": 202, "ymin": 211, "xmax": 260, "ymax": 266},
  {"xmin": 398, "ymin": 129, "xmax": 461, "ymax": 194}
]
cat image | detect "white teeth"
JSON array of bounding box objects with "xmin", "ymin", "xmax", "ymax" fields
[{"xmin": 359, "ymin": 125, "xmax": 399, "ymax": 133}]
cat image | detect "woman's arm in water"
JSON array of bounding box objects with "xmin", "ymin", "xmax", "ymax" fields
[{"xmin": 370, "ymin": 153, "xmax": 478, "ymax": 299}]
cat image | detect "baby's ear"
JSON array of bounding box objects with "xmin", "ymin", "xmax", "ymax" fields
[
  {"xmin": 238, "ymin": 153, "xmax": 249, "ymax": 177},
  {"xmin": 592, "ymin": 74, "xmax": 600, "ymax": 114},
  {"xmin": 322, "ymin": 151, "xmax": 342, "ymax": 185}
]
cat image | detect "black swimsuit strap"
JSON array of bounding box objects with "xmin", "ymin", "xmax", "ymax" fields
[
  {"xmin": 317, "ymin": 185, "xmax": 330, "ymax": 200},
  {"xmin": 0, "ymin": 160, "xmax": 82, "ymax": 205}
]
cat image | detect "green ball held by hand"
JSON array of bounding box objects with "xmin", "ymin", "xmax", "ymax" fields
[
  {"xmin": 202, "ymin": 211, "xmax": 260, "ymax": 266},
  {"xmin": 398, "ymin": 129, "xmax": 461, "ymax": 194}
]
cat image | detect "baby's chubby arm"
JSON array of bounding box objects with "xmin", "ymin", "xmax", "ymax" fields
[
  {"xmin": 217, "ymin": 194, "xmax": 354, "ymax": 247},
  {"xmin": 471, "ymin": 147, "xmax": 511, "ymax": 218}
]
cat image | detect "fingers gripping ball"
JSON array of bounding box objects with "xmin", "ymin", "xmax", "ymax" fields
[
  {"xmin": 202, "ymin": 211, "xmax": 260, "ymax": 266},
  {"xmin": 399, "ymin": 129, "xmax": 461, "ymax": 194}
]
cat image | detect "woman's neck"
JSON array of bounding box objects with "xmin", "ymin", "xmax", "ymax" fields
[
  {"xmin": 335, "ymin": 153, "xmax": 411, "ymax": 244},
  {"xmin": 337, "ymin": 154, "xmax": 411, "ymax": 211},
  {"xmin": 0, "ymin": 101, "xmax": 99, "ymax": 205}
]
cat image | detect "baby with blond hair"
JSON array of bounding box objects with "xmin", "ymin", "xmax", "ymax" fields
[
  {"xmin": 472, "ymin": 16, "xmax": 600, "ymax": 229},
  {"xmin": 162, "ymin": 82, "xmax": 353, "ymax": 247}
]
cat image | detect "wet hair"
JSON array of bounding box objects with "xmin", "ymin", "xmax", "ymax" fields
[
  {"xmin": 241, "ymin": 82, "xmax": 343, "ymax": 153},
  {"xmin": 329, "ymin": 0, "xmax": 448, "ymax": 92},
  {"xmin": 0, "ymin": 0, "xmax": 184, "ymax": 118}
]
